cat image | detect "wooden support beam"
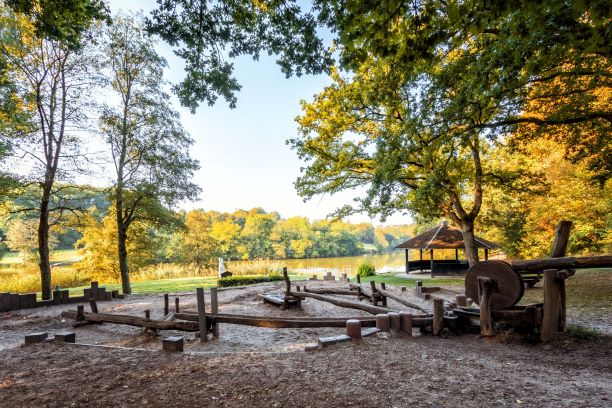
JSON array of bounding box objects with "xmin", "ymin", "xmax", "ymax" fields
[
  {"xmin": 196, "ymin": 288, "xmax": 208, "ymax": 342},
  {"xmin": 175, "ymin": 297, "xmax": 180, "ymax": 313},
  {"xmin": 164, "ymin": 294, "xmax": 169, "ymax": 316},
  {"xmin": 210, "ymin": 287, "xmax": 219, "ymax": 338},
  {"xmin": 304, "ymin": 288, "xmax": 358, "ymax": 296},
  {"xmin": 510, "ymin": 255, "xmax": 612, "ymax": 272},
  {"xmin": 478, "ymin": 277, "xmax": 498, "ymax": 337},
  {"xmin": 541, "ymin": 269, "xmax": 561, "ymax": 342}
]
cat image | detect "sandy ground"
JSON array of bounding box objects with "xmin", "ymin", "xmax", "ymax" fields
[{"xmin": 0, "ymin": 281, "xmax": 610, "ymax": 407}]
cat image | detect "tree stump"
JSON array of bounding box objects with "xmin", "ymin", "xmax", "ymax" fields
[
  {"xmin": 432, "ymin": 298, "xmax": 444, "ymax": 336},
  {"xmin": 346, "ymin": 319, "xmax": 362, "ymax": 340},
  {"xmin": 375, "ymin": 314, "xmax": 390, "ymax": 332}
]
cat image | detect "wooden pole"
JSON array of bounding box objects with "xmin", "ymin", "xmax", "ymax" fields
[
  {"xmin": 430, "ymin": 249, "xmax": 434, "ymax": 278},
  {"xmin": 291, "ymin": 291, "xmax": 392, "ymax": 315},
  {"xmin": 484, "ymin": 248, "xmax": 489, "ymax": 261},
  {"xmin": 477, "ymin": 277, "xmax": 498, "ymax": 336},
  {"xmin": 509, "ymin": 255, "xmax": 612, "ymax": 272},
  {"xmin": 400, "ymin": 312, "xmax": 413, "ymax": 336},
  {"xmin": 432, "ymin": 298, "xmax": 444, "ymax": 335},
  {"xmin": 76, "ymin": 305, "xmax": 84, "ymax": 322},
  {"xmin": 374, "ymin": 286, "xmax": 431, "ymax": 313},
  {"xmin": 210, "ymin": 287, "xmax": 219, "ymax": 338},
  {"xmin": 541, "ymin": 269, "xmax": 561, "ymax": 342},
  {"xmin": 405, "ymin": 248, "xmax": 409, "ymax": 274},
  {"xmin": 455, "ymin": 248, "xmax": 459, "ymax": 261},
  {"xmin": 196, "ymin": 288, "xmax": 208, "ymax": 343},
  {"xmin": 175, "ymin": 297, "xmax": 180, "ymax": 313},
  {"xmin": 163, "ymin": 294, "xmax": 169, "ymax": 316},
  {"xmin": 283, "ymin": 267, "xmax": 290, "ymax": 296}
]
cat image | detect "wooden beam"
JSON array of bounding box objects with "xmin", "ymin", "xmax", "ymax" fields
[
  {"xmin": 291, "ymin": 291, "xmax": 392, "ymax": 315},
  {"xmin": 509, "ymin": 255, "xmax": 612, "ymax": 272},
  {"xmin": 62, "ymin": 310, "xmax": 200, "ymax": 331},
  {"xmin": 541, "ymin": 269, "xmax": 561, "ymax": 342},
  {"xmin": 196, "ymin": 288, "xmax": 208, "ymax": 342},
  {"xmin": 550, "ymin": 221, "xmax": 572, "ymax": 258},
  {"xmin": 303, "ymin": 287, "xmax": 359, "ymax": 296},
  {"xmin": 373, "ymin": 287, "xmax": 431, "ymax": 313}
]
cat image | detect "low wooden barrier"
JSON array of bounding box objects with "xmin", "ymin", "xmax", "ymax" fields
[{"xmin": 0, "ymin": 281, "xmax": 120, "ymax": 313}]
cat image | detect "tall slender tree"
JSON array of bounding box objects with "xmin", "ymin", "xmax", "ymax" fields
[
  {"xmin": 100, "ymin": 14, "xmax": 200, "ymax": 294},
  {"xmin": 0, "ymin": 5, "xmax": 101, "ymax": 298}
]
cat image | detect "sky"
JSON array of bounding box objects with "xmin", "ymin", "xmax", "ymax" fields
[{"xmin": 106, "ymin": 0, "xmax": 414, "ymax": 226}]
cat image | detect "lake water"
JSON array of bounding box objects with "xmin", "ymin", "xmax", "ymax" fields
[{"xmin": 269, "ymin": 252, "xmax": 407, "ymax": 275}]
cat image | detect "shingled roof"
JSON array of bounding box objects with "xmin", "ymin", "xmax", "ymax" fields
[{"xmin": 395, "ymin": 221, "xmax": 500, "ymax": 250}]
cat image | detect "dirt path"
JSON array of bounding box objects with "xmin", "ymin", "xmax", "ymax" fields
[{"xmin": 0, "ymin": 282, "xmax": 610, "ymax": 407}]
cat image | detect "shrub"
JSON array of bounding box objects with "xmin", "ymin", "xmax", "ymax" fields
[
  {"xmin": 218, "ymin": 273, "xmax": 284, "ymax": 288},
  {"xmin": 357, "ymin": 261, "xmax": 376, "ymax": 277}
]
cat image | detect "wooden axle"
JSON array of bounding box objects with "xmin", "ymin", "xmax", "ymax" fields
[{"xmin": 509, "ymin": 255, "xmax": 612, "ymax": 273}]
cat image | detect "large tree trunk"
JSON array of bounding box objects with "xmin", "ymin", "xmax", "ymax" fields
[
  {"xmin": 460, "ymin": 218, "xmax": 479, "ymax": 267},
  {"xmin": 116, "ymin": 189, "xmax": 131, "ymax": 294},
  {"xmin": 37, "ymin": 188, "xmax": 52, "ymax": 300}
]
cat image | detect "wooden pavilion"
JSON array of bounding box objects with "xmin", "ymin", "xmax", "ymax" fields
[{"xmin": 395, "ymin": 221, "xmax": 500, "ymax": 276}]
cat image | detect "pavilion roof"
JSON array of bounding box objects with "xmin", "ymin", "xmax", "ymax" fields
[{"xmin": 394, "ymin": 222, "xmax": 500, "ymax": 250}]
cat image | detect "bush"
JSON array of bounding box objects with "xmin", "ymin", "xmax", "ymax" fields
[
  {"xmin": 357, "ymin": 261, "xmax": 376, "ymax": 277},
  {"xmin": 217, "ymin": 273, "xmax": 284, "ymax": 288}
]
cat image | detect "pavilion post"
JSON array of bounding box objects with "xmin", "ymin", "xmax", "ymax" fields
[
  {"xmin": 419, "ymin": 249, "xmax": 424, "ymax": 272},
  {"xmin": 484, "ymin": 248, "xmax": 489, "ymax": 260},
  {"xmin": 430, "ymin": 249, "xmax": 434, "ymax": 278},
  {"xmin": 405, "ymin": 249, "xmax": 410, "ymax": 274},
  {"xmin": 455, "ymin": 248, "xmax": 459, "ymax": 261}
]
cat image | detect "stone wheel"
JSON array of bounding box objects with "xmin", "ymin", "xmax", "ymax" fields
[{"xmin": 465, "ymin": 260, "xmax": 524, "ymax": 311}]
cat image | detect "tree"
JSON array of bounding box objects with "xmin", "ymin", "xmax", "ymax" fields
[
  {"xmin": 99, "ymin": 13, "xmax": 200, "ymax": 294},
  {"xmin": 0, "ymin": 6, "xmax": 101, "ymax": 299},
  {"xmin": 6, "ymin": 218, "xmax": 58, "ymax": 263},
  {"xmin": 146, "ymin": 0, "xmax": 331, "ymax": 112}
]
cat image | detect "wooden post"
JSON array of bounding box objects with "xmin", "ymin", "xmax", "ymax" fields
[
  {"xmin": 196, "ymin": 288, "xmax": 207, "ymax": 343},
  {"xmin": 432, "ymin": 298, "xmax": 444, "ymax": 335},
  {"xmin": 399, "ymin": 312, "xmax": 412, "ymax": 336},
  {"xmin": 430, "ymin": 249, "xmax": 434, "ymax": 278},
  {"xmin": 477, "ymin": 277, "xmax": 498, "ymax": 337},
  {"xmin": 89, "ymin": 298, "xmax": 98, "ymax": 314},
  {"xmin": 380, "ymin": 282, "xmax": 387, "ymax": 307},
  {"xmin": 356, "ymin": 274, "xmax": 361, "ymax": 284},
  {"xmin": 541, "ymin": 269, "xmax": 561, "ymax": 342},
  {"xmin": 550, "ymin": 220, "xmax": 572, "ymax": 258},
  {"xmin": 415, "ymin": 281, "xmax": 422, "ymax": 296},
  {"xmin": 164, "ymin": 294, "xmax": 169, "ymax": 316},
  {"xmin": 76, "ymin": 305, "xmax": 84, "ymax": 322},
  {"xmin": 283, "ymin": 267, "xmax": 290, "ymax": 297},
  {"xmin": 455, "ymin": 294, "xmax": 467, "ymax": 307},
  {"xmin": 388, "ymin": 312, "xmax": 400, "ymax": 336},
  {"xmin": 405, "ymin": 248, "xmax": 409, "ymax": 274},
  {"xmin": 175, "ymin": 297, "xmax": 180, "ymax": 313},
  {"xmin": 210, "ymin": 287, "xmax": 219, "ymax": 338},
  {"xmin": 346, "ymin": 319, "xmax": 362, "ymax": 340},
  {"xmin": 455, "ymin": 248, "xmax": 459, "ymax": 261},
  {"xmin": 484, "ymin": 248, "xmax": 489, "ymax": 261},
  {"xmin": 91, "ymin": 282, "xmax": 99, "ymax": 300},
  {"xmin": 370, "ymin": 281, "xmax": 378, "ymax": 306},
  {"xmin": 555, "ymin": 270, "xmax": 575, "ymax": 332},
  {"xmin": 144, "ymin": 309, "xmax": 150, "ymax": 319},
  {"xmin": 375, "ymin": 314, "xmax": 390, "ymax": 332}
]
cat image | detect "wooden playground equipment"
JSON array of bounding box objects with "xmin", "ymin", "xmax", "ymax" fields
[{"xmin": 55, "ymin": 221, "xmax": 611, "ymax": 349}]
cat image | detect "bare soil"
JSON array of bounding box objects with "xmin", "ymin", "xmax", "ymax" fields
[{"xmin": 0, "ymin": 281, "xmax": 610, "ymax": 407}]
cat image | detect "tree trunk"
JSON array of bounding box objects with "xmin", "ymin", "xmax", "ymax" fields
[
  {"xmin": 460, "ymin": 218, "xmax": 479, "ymax": 267},
  {"xmin": 37, "ymin": 189, "xmax": 52, "ymax": 300},
  {"xmin": 116, "ymin": 189, "xmax": 131, "ymax": 294}
]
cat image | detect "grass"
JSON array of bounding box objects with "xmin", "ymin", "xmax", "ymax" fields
[
  {"xmin": 349, "ymin": 273, "xmax": 464, "ymax": 287},
  {"xmin": 0, "ymin": 249, "xmax": 81, "ymax": 265}
]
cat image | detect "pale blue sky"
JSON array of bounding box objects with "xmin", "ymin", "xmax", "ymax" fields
[{"xmin": 106, "ymin": 0, "xmax": 413, "ymax": 226}]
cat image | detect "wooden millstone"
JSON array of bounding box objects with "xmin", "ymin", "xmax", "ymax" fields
[{"xmin": 465, "ymin": 260, "xmax": 524, "ymax": 311}]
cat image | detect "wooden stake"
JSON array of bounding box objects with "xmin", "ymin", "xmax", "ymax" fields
[
  {"xmin": 175, "ymin": 297, "xmax": 180, "ymax": 313},
  {"xmin": 163, "ymin": 294, "xmax": 169, "ymax": 316},
  {"xmin": 89, "ymin": 298, "xmax": 98, "ymax": 314},
  {"xmin": 399, "ymin": 312, "xmax": 412, "ymax": 337},
  {"xmin": 432, "ymin": 298, "xmax": 444, "ymax": 335},
  {"xmin": 76, "ymin": 305, "xmax": 84, "ymax": 322},
  {"xmin": 541, "ymin": 269, "xmax": 560, "ymax": 342},
  {"xmin": 196, "ymin": 288, "xmax": 207, "ymax": 343},
  {"xmin": 477, "ymin": 277, "xmax": 498, "ymax": 337},
  {"xmin": 455, "ymin": 294, "xmax": 467, "ymax": 307}
]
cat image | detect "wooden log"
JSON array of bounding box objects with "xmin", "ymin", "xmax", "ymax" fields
[
  {"xmin": 76, "ymin": 305, "xmax": 84, "ymax": 322},
  {"xmin": 432, "ymin": 298, "xmax": 444, "ymax": 335},
  {"xmin": 348, "ymin": 283, "xmax": 373, "ymax": 299},
  {"xmin": 61, "ymin": 310, "xmax": 200, "ymax": 331},
  {"xmin": 509, "ymin": 255, "xmax": 612, "ymax": 273},
  {"xmin": 374, "ymin": 287, "xmax": 431, "ymax": 314},
  {"xmin": 304, "ymin": 288, "xmax": 359, "ymax": 296},
  {"xmin": 550, "ymin": 221, "xmax": 572, "ymax": 258},
  {"xmin": 376, "ymin": 314, "xmax": 390, "ymax": 332},
  {"xmin": 478, "ymin": 277, "xmax": 498, "ymax": 336},
  {"xmin": 196, "ymin": 288, "xmax": 208, "ymax": 342},
  {"xmin": 388, "ymin": 312, "xmax": 400, "ymax": 336},
  {"xmin": 164, "ymin": 294, "xmax": 169, "ymax": 316},
  {"xmin": 291, "ymin": 291, "xmax": 392, "ymax": 315},
  {"xmin": 283, "ymin": 267, "xmax": 290, "ymax": 297},
  {"xmin": 455, "ymin": 294, "xmax": 467, "ymax": 307},
  {"xmin": 541, "ymin": 269, "xmax": 561, "ymax": 342},
  {"xmin": 399, "ymin": 312, "xmax": 413, "ymax": 336},
  {"xmin": 0, "ymin": 292, "xmax": 9, "ymax": 312},
  {"xmin": 346, "ymin": 319, "xmax": 362, "ymax": 339}
]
